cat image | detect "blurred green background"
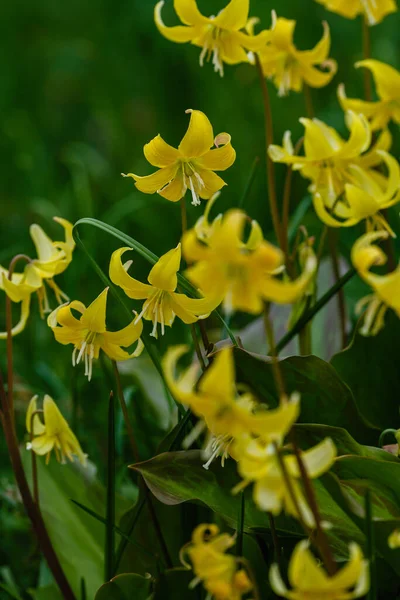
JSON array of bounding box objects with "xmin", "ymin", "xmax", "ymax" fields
[{"xmin": 1, "ymin": 0, "xmax": 399, "ymax": 596}]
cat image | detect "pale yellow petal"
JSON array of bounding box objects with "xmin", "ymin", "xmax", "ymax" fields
[
  {"xmin": 143, "ymin": 134, "xmax": 179, "ymax": 168},
  {"xmin": 173, "ymin": 0, "xmax": 208, "ymax": 25},
  {"xmin": 158, "ymin": 170, "xmax": 186, "ymax": 202},
  {"xmin": 198, "ymin": 348, "xmax": 235, "ymax": 399},
  {"xmin": 126, "ymin": 164, "xmax": 179, "ymax": 195},
  {"xmin": 296, "ymin": 21, "xmax": 331, "ymax": 63},
  {"xmin": 148, "ymin": 244, "xmax": 181, "ymax": 291},
  {"xmin": 213, "ymin": 0, "xmax": 249, "ymax": 31},
  {"xmin": 102, "ymin": 317, "xmax": 143, "ymax": 347},
  {"xmin": 80, "ymin": 288, "xmax": 108, "ymax": 333},
  {"xmin": 109, "ymin": 247, "xmax": 152, "ymax": 299},
  {"xmin": 30, "ymin": 224, "xmax": 57, "ymax": 262},
  {"xmin": 196, "ymin": 168, "xmax": 227, "ymax": 199},
  {"xmin": 289, "ymin": 539, "xmax": 330, "ymax": 589},
  {"xmin": 356, "ymin": 59, "xmax": 400, "ymax": 100},
  {"xmin": 0, "ymin": 295, "xmax": 31, "ymax": 339},
  {"xmin": 26, "ymin": 395, "xmax": 46, "ymax": 435},
  {"xmin": 179, "ymin": 110, "xmax": 214, "ymax": 158},
  {"xmin": 155, "ymin": 1, "xmax": 201, "ymax": 42},
  {"xmin": 195, "ymin": 133, "xmax": 236, "ymax": 171},
  {"xmin": 170, "ymin": 291, "xmax": 221, "ymax": 323}
]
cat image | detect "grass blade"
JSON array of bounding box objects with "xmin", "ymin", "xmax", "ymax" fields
[
  {"xmin": 365, "ymin": 490, "xmax": 377, "ymax": 600},
  {"xmin": 105, "ymin": 391, "xmax": 116, "ymax": 581}
]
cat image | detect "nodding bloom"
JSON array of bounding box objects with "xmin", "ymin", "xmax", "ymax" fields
[
  {"xmin": 268, "ymin": 110, "xmax": 390, "ymax": 203},
  {"xmin": 339, "ymin": 60, "xmax": 400, "ymax": 131},
  {"xmin": 163, "ymin": 345, "xmax": 300, "ymax": 468},
  {"xmin": 313, "ymin": 150, "xmax": 400, "ymax": 235},
  {"xmin": 314, "ymin": 0, "xmax": 397, "ymax": 26},
  {"xmin": 47, "ymin": 288, "xmax": 144, "ymax": 381},
  {"xmin": 122, "ymin": 109, "xmax": 235, "ymax": 207},
  {"xmin": 233, "ymin": 436, "xmax": 336, "ymax": 527},
  {"xmin": 388, "ymin": 529, "xmax": 400, "ymax": 549},
  {"xmin": 250, "ymin": 11, "xmax": 337, "ymax": 96},
  {"xmin": 155, "ymin": 0, "xmax": 269, "ymax": 77},
  {"xmin": 352, "ymin": 231, "xmax": 400, "ymax": 336},
  {"xmin": 109, "ymin": 244, "xmax": 221, "ymax": 339},
  {"xmin": 180, "ymin": 524, "xmax": 252, "ymax": 600},
  {"xmin": 270, "ymin": 540, "xmax": 369, "ymax": 600},
  {"xmin": 0, "ymin": 218, "xmax": 75, "ymax": 338},
  {"xmin": 183, "ymin": 209, "xmax": 317, "ymax": 315},
  {"xmin": 26, "ymin": 395, "xmax": 87, "ymax": 466}
]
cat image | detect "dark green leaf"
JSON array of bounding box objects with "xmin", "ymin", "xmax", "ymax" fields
[{"xmin": 95, "ymin": 574, "xmax": 152, "ymax": 600}]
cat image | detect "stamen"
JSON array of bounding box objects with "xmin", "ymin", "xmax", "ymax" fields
[
  {"xmin": 188, "ymin": 176, "xmax": 201, "ymax": 206},
  {"xmin": 72, "ymin": 347, "xmax": 78, "ymax": 366},
  {"xmin": 76, "ymin": 341, "xmax": 87, "ymax": 365}
]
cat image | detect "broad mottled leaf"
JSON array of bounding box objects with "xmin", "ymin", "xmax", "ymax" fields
[
  {"xmin": 95, "ymin": 573, "xmax": 152, "ymax": 599},
  {"xmin": 331, "ymin": 312, "xmax": 400, "ymax": 430},
  {"xmin": 234, "ymin": 348, "xmax": 376, "ymax": 444}
]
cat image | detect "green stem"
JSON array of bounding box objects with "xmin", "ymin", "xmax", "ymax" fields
[
  {"xmin": 362, "ymin": 16, "xmax": 372, "ymax": 101},
  {"xmin": 255, "ymin": 55, "xmax": 283, "ymax": 250},
  {"xmin": 365, "ymin": 490, "xmax": 377, "ymax": 600},
  {"xmin": 112, "ymin": 360, "xmax": 140, "ymax": 462},
  {"xmin": 303, "ymin": 84, "xmax": 315, "ymax": 119},
  {"xmin": 105, "ymin": 392, "xmax": 116, "ymax": 581},
  {"xmin": 238, "ymin": 156, "xmax": 260, "ymax": 209},
  {"xmin": 236, "ymin": 492, "xmax": 245, "ymax": 556}
]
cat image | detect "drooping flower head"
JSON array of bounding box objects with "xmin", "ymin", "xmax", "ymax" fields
[
  {"xmin": 352, "ymin": 231, "xmax": 400, "ymax": 336},
  {"xmin": 339, "ymin": 60, "xmax": 400, "ymax": 131},
  {"xmin": 155, "ymin": 0, "xmax": 269, "ymax": 76},
  {"xmin": 183, "ymin": 208, "xmax": 317, "ymax": 315},
  {"xmin": 252, "ymin": 11, "xmax": 337, "ymax": 96},
  {"xmin": 26, "ymin": 395, "xmax": 87, "ymax": 466},
  {"xmin": 163, "ymin": 345, "xmax": 300, "ymax": 468},
  {"xmin": 268, "ymin": 110, "xmax": 390, "ymax": 203},
  {"xmin": 0, "ymin": 217, "xmax": 75, "ymax": 338},
  {"xmin": 47, "ymin": 288, "xmax": 144, "ymax": 381},
  {"xmin": 270, "ymin": 539, "xmax": 369, "ymax": 599},
  {"xmin": 110, "ymin": 244, "xmax": 221, "ymax": 339},
  {"xmin": 315, "ymin": 0, "xmax": 397, "ymax": 26},
  {"xmin": 233, "ymin": 436, "xmax": 336, "ymax": 527},
  {"xmin": 122, "ymin": 109, "xmax": 235, "ymax": 207},
  {"xmin": 181, "ymin": 524, "xmax": 252, "ymax": 600},
  {"xmin": 313, "ymin": 150, "xmax": 400, "ymax": 235}
]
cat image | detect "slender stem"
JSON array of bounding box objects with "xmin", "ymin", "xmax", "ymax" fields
[
  {"xmin": 30, "ymin": 411, "xmax": 41, "ymax": 508},
  {"xmin": 303, "ymin": 84, "xmax": 315, "ymax": 119},
  {"xmin": 289, "ymin": 430, "xmax": 337, "ymax": 575},
  {"xmin": 328, "ymin": 230, "xmax": 347, "ymax": 348},
  {"xmin": 190, "ymin": 324, "xmax": 207, "ymax": 371},
  {"xmin": 273, "ymin": 442, "xmax": 309, "ymax": 534},
  {"xmin": 0, "ymin": 376, "xmax": 76, "ymax": 599},
  {"xmin": 362, "ymin": 16, "xmax": 372, "ymax": 101},
  {"xmin": 281, "ymin": 137, "xmax": 304, "ymax": 268},
  {"xmin": 255, "ymin": 55, "xmax": 283, "ymax": 250},
  {"xmin": 268, "ymin": 513, "xmax": 282, "ymax": 565},
  {"xmin": 105, "ymin": 392, "xmax": 116, "ymax": 581},
  {"xmin": 236, "ymin": 492, "xmax": 245, "ymax": 556},
  {"xmin": 111, "ymin": 360, "xmax": 140, "ymax": 463},
  {"xmin": 263, "ymin": 304, "xmax": 286, "ymax": 398},
  {"xmin": 180, "ymin": 197, "xmax": 188, "ymax": 235},
  {"xmin": 143, "ymin": 483, "xmax": 173, "ymax": 568},
  {"xmin": 316, "ymin": 225, "xmax": 328, "ymax": 266},
  {"xmin": 365, "ymin": 490, "xmax": 377, "ymax": 600}
]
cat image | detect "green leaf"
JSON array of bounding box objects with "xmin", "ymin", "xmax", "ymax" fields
[
  {"xmin": 233, "ymin": 348, "xmax": 376, "ymax": 444},
  {"xmin": 95, "ymin": 574, "xmax": 152, "ymax": 600},
  {"xmin": 331, "ymin": 312, "xmax": 400, "ymax": 430},
  {"xmin": 152, "ymin": 568, "xmax": 195, "ymax": 600}
]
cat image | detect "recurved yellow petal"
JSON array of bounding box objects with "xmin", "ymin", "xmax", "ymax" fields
[
  {"xmin": 179, "ymin": 110, "xmax": 214, "ymax": 158},
  {"xmin": 30, "ymin": 224, "xmax": 57, "ymax": 262},
  {"xmin": 126, "ymin": 163, "xmax": 179, "ymax": 194},
  {"xmin": 198, "ymin": 348, "xmax": 235, "ymax": 400},
  {"xmin": 155, "ymin": 2, "xmax": 201, "ymax": 42},
  {"xmin": 148, "ymin": 244, "xmax": 181, "ymax": 291},
  {"xmin": 356, "ymin": 59, "xmax": 400, "ymax": 100},
  {"xmin": 170, "ymin": 291, "xmax": 221, "ymax": 323},
  {"xmin": 143, "ymin": 134, "xmax": 179, "ymax": 168},
  {"xmin": 196, "ymin": 133, "xmax": 236, "ymax": 171},
  {"xmin": 297, "ymin": 21, "xmax": 331, "ymax": 63},
  {"xmin": 287, "ymin": 437, "xmax": 337, "ymax": 479},
  {"xmin": 213, "ymin": 0, "xmax": 250, "ymax": 31},
  {"xmin": 289, "ymin": 540, "xmax": 329, "ymax": 589},
  {"xmin": 196, "ymin": 168, "xmax": 227, "ymax": 198},
  {"xmin": 26, "ymin": 395, "xmax": 46, "ymax": 435},
  {"xmin": 173, "ymin": 0, "xmax": 208, "ymax": 25},
  {"xmin": 80, "ymin": 288, "xmax": 108, "ymax": 333},
  {"xmin": 109, "ymin": 247, "xmax": 153, "ymax": 299}
]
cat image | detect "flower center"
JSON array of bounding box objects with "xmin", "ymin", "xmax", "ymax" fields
[
  {"xmin": 134, "ymin": 289, "xmax": 169, "ymax": 338},
  {"xmin": 72, "ymin": 330, "xmax": 97, "ymax": 381},
  {"xmin": 199, "ymin": 24, "xmax": 224, "ymax": 77},
  {"xmin": 182, "ymin": 162, "xmax": 205, "ymax": 206}
]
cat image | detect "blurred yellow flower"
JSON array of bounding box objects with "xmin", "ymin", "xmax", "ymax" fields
[
  {"xmin": 0, "ymin": 218, "xmax": 75, "ymax": 338},
  {"xmin": 233, "ymin": 436, "xmax": 336, "ymax": 527},
  {"xmin": 352, "ymin": 231, "xmax": 400, "ymax": 335},
  {"xmin": 110, "ymin": 244, "xmax": 221, "ymax": 338},
  {"xmin": 339, "ymin": 60, "xmax": 400, "ymax": 131},
  {"xmin": 122, "ymin": 109, "xmax": 235, "ymax": 206},
  {"xmin": 181, "ymin": 524, "xmax": 252, "ymax": 600},
  {"xmin": 252, "ymin": 11, "xmax": 337, "ymax": 96},
  {"xmin": 388, "ymin": 528, "xmax": 400, "ymax": 549},
  {"xmin": 183, "ymin": 209, "xmax": 317, "ymax": 315},
  {"xmin": 155, "ymin": 0, "xmax": 269, "ymax": 76},
  {"xmin": 26, "ymin": 395, "xmax": 87, "ymax": 466},
  {"xmin": 270, "ymin": 539, "xmax": 369, "ymax": 599},
  {"xmin": 47, "ymin": 288, "xmax": 143, "ymax": 381},
  {"xmin": 313, "ymin": 150, "xmax": 400, "ymax": 234},
  {"xmin": 269, "ymin": 110, "xmax": 390, "ymax": 203},
  {"xmin": 315, "ymin": 0, "xmax": 397, "ymax": 26},
  {"xmin": 163, "ymin": 345, "xmax": 300, "ymax": 467}
]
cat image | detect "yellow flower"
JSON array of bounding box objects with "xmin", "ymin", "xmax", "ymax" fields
[
  {"xmin": 163, "ymin": 345, "xmax": 300, "ymax": 467},
  {"xmin": 270, "ymin": 539, "xmax": 369, "ymax": 600},
  {"xmin": 313, "ymin": 150, "xmax": 400, "ymax": 234},
  {"xmin": 109, "ymin": 244, "xmax": 221, "ymax": 339},
  {"xmin": 351, "ymin": 231, "xmax": 400, "ymax": 336},
  {"xmin": 183, "ymin": 209, "xmax": 317, "ymax": 315},
  {"xmin": 181, "ymin": 524, "xmax": 252, "ymax": 600},
  {"xmin": 155, "ymin": 0, "xmax": 269, "ymax": 77},
  {"xmin": 388, "ymin": 528, "xmax": 400, "ymax": 549},
  {"xmin": 47, "ymin": 288, "xmax": 143, "ymax": 381},
  {"xmin": 26, "ymin": 395, "xmax": 87, "ymax": 466},
  {"xmin": 339, "ymin": 60, "xmax": 400, "ymax": 131},
  {"xmin": 122, "ymin": 109, "xmax": 235, "ymax": 206},
  {"xmin": 0, "ymin": 217, "xmax": 75, "ymax": 338},
  {"xmin": 233, "ymin": 436, "xmax": 336, "ymax": 527},
  {"xmin": 268, "ymin": 110, "xmax": 390, "ymax": 203},
  {"xmin": 252, "ymin": 11, "xmax": 337, "ymax": 96},
  {"xmin": 315, "ymin": 0, "xmax": 397, "ymax": 26}
]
